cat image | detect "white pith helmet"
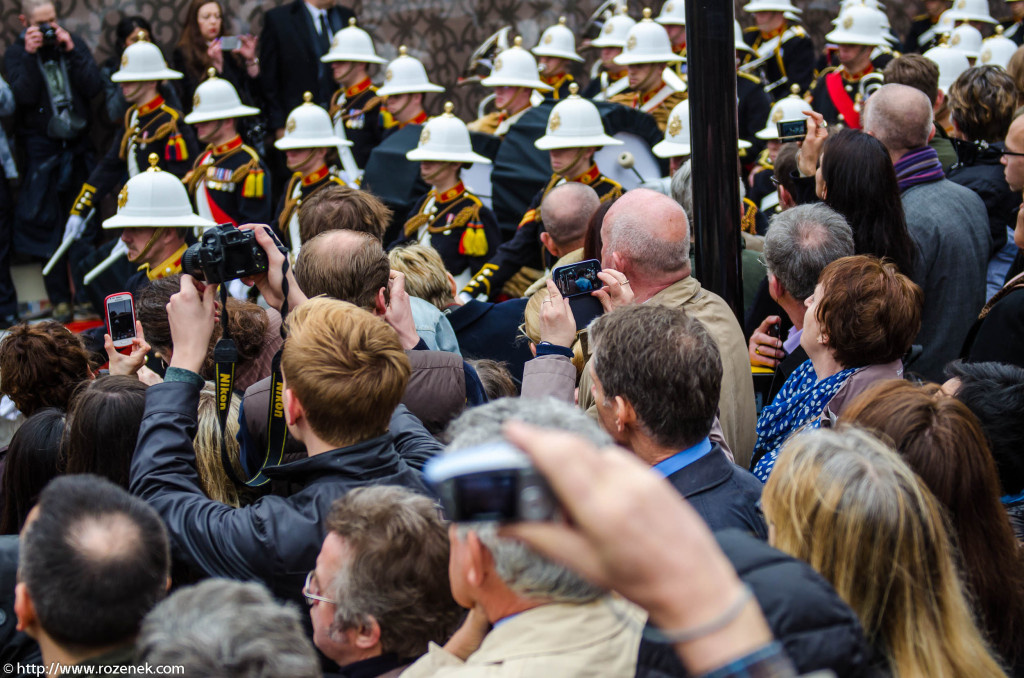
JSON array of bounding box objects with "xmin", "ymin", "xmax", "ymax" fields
[
  {"xmin": 615, "ymin": 8, "xmax": 684, "ymax": 65},
  {"xmin": 534, "ymin": 83, "xmax": 625, "ymax": 150},
  {"xmin": 756, "ymin": 85, "xmax": 810, "ymax": 140},
  {"xmin": 321, "ymin": 17, "xmax": 387, "ymax": 64},
  {"xmin": 653, "ymin": 99, "xmax": 691, "ymax": 157},
  {"xmin": 742, "ymin": 0, "xmax": 803, "ymax": 15},
  {"xmin": 591, "ymin": 7, "xmax": 637, "ymax": 49},
  {"xmin": 532, "ymin": 17, "xmax": 584, "ymax": 62},
  {"xmin": 825, "ymin": 5, "xmax": 890, "ymax": 47},
  {"xmin": 406, "ymin": 102, "xmax": 493, "ymax": 164},
  {"xmin": 655, "ymin": 0, "xmax": 686, "ymax": 26},
  {"xmin": 274, "ymin": 92, "xmax": 351, "ymax": 149},
  {"xmin": 376, "ymin": 47, "xmax": 445, "ymax": 96},
  {"xmin": 949, "ymin": 23, "xmax": 983, "ymax": 59},
  {"xmin": 112, "ymin": 34, "xmax": 182, "ymax": 82},
  {"xmin": 946, "ymin": 0, "xmax": 997, "ymax": 24},
  {"xmin": 979, "ymin": 27, "xmax": 1019, "ymax": 68},
  {"xmin": 184, "ymin": 69, "xmax": 260, "ymax": 124},
  {"xmin": 735, "ymin": 20, "xmax": 755, "ymax": 54},
  {"xmin": 481, "ymin": 37, "xmax": 554, "ymax": 90},
  {"xmin": 924, "ymin": 41, "xmax": 972, "ymax": 93},
  {"xmin": 103, "ymin": 154, "xmax": 215, "ymax": 229}
]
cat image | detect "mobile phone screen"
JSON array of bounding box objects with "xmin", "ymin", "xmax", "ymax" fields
[
  {"xmin": 552, "ymin": 259, "xmax": 604, "ymax": 298},
  {"xmin": 107, "ymin": 298, "xmax": 135, "ymax": 341},
  {"xmin": 219, "ymin": 35, "xmax": 241, "ymax": 51}
]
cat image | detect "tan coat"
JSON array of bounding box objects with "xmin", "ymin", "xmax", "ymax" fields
[
  {"xmin": 399, "ymin": 598, "xmax": 643, "ymax": 678},
  {"xmin": 578, "ymin": 276, "xmax": 758, "ymax": 467}
]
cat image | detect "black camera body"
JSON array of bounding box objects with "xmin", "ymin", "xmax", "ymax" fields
[
  {"xmin": 38, "ymin": 22, "xmax": 58, "ymax": 51},
  {"xmin": 424, "ymin": 442, "xmax": 559, "ymax": 523},
  {"xmin": 182, "ymin": 224, "xmax": 270, "ymax": 284}
]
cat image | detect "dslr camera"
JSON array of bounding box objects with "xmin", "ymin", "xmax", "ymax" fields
[
  {"xmin": 38, "ymin": 22, "xmax": 58, "ymax": 51},
  {"xmin": 424, "ymin": 442, "xmax": 559, "ymax": 523},
  {"xmin": 182, "ymin": 223, "xmax": 280, "ymax": 284}
]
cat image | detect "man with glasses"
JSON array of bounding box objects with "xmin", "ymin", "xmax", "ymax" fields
[{"xmin": 305, "ymin": 486, "xmax": 461, "ymax": 676}]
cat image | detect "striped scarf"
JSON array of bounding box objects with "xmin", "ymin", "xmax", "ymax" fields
[{"xmin": 894, "ymin": 145, "xmax": 945, "ymax": 193}]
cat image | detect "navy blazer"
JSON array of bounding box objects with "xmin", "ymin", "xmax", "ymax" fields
[
  {"xmin": 259, "ymin": 0, "xmax": 355, "ymax": 129},
  {"xmin": 446, "ymin": 298, "xmax": 533, "ymax": 382},
  {"xmin": 664, "ymin": 444, "xmax": 768, "ymax": 540}
]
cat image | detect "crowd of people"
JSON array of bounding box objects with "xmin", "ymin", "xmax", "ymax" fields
[{"xmin": 1, "ymin": 0, "xmax": 1024, "ymax": 676}]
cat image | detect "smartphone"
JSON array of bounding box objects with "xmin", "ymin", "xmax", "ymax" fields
[
  {"xmin": 219, "ymin": 35, "xmax": 241, "ymax": 51},
  {"xmin": 776, "ymin": 119, "xmax": 807, "ymax": 143},
  {"xmin": 767, "ymin": 320, "xmax": 781, "ymax": 340},
  {"xmin": 552, "ymin": 259, "xmax": 604, "ymax": 298},
  {"xmin": 104, "ymin": 292, "xmax": 136, "ymax": 349}
]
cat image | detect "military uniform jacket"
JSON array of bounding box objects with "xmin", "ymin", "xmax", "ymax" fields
[
  {"xmin": 274, "ymin": 164, "xmax": 347, "ymax": 245},
  {"xmin": 395, "ymin": 182, "xmax": 500, "ymax": 278},
  {"xmin": 904, "ymin": 14, "xmax": 941, "ymax": 53},
  {"xmin": 608, "ymin": 85, "xmax": 688, "ymax": 132},
  {"xmin": 540, "ymin": 73, "xmax": 575, "ymax": 101},
  {"xmin": 738, "ymin": 72, "xmax": 772, "ymax": 163},
  {"xmin": 329, "ymin": 77, "xmax": 384, "ymax": 168},
  {"xmin": 582, "ymin": 67, "xmax": 630, "ymax": 101},
  {"xmin": 1002, "ymin": 18, "xmax": 1024, "ymax": 46},
  {"xmin": 742, "ymin": 24, "xmax": 815, "ymax": 100},
  {"xmin": 185, "ymin": 135, "xmax": 272, "ymax": 227},
  {"xmin": 808, "ymin": 65, "xmax": 875, "ymax": 128},
  {"xmin": 71, "ymin": 95, "xmax": 197, "ymax": 217},
  {"xmin": 468, "ymin": 104, "xmax": 534, "ymax": 137},
  {"xmin": 461, "ymin": 165, "xmax": 622, "ymax": 300}
]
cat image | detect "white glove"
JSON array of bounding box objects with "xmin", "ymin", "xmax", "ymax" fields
[{"xmin": 62, "ymin": 214, "xmax": 85, "ymax": 242}]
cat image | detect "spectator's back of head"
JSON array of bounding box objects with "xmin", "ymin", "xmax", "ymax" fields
[
  {"xmin": 0, "ymin": 322, "xmax": 92, "ymax": 416},
  {"xmin": 62, "ymin": 376, "xmax": 147, "ymax": 489},
  {"xmin": 298, "ymin": 185, "xmax": 392, "ymax": 244},
  {"xmin": 669, "ymin": 159, "xmax": 693, "ymax": 217},
  {"xmin": 763, "ymin": 203, "xmax": 854, "ymax": 302},
  {"xmin": 281, "ymin": 298, "xmax": 410, "ymax": 447},
  {"xmin": 863, "ymin": 83, "xmax": 934, "ymax": 158},
  {"xmin": 0, "ymin": 408, "xmax": 64, "ymax": 535},
  {"xmin": 389, "ymin": 243, "xmax": 454, "ymax": 311},
  {"xmin": 945, "ymin": 360, "xmax": 1024, "ymax": 495},
  {"xmin": 137, "ymin": 579, "xmax": 321, "ymax": 678},
  {"xmin": 468, "ymin": 359, "xmax": 518, "ymax": 400},
  {"xmin": 774, "ymin": 143, "xmax": 800, "ymax": 197},
  {"xmin": 601, "ymin": 189, "xmax": 690, "ymax": 292},
  {"xmin": 195, "ymin": 382, "xmax": 245, "ymax": 507},
  {"xmin": 541, "ymin": 183, "xmax": 600, "ymax": 251},
  {"xmin": 949, "ymin": 65, "xmax": 1017, "ymax": 142},
  {"xmin": 883, "ymin": 54, "xmax": 940, "ymax": 106},
  {"xmin": 589, "ymin": 304, "xmax": 721, "ymax": 450},
  {"xmin": 295, "ymin": 230, "xmax": 390, "ymax": 311},
  {"xmin": 17, "ymin": 475, "xmax": 170, "ymax": 652}
]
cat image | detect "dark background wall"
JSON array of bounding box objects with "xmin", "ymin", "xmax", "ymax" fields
[{"xmin": 1, "ymin": 0, "xmax": 1009, "ymax": 116}]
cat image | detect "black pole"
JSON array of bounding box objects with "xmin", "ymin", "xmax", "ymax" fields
[{"xmin": 685, "ymin": 0, "xmax": 743, "ymax": 321}]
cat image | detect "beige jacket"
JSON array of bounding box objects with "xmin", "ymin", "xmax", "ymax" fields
[
  {"xmin": 577, "ymin": 276, "xmax": 758, "ymax": 467},
  {"xmin": 399, "ymin": 598, "xmax": 643, "ymax": 678}
]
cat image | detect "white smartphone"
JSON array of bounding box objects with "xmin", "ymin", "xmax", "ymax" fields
[
  {"xmin": 104, "ymin": 292, "xmax": 137, "ymax": 349},
  {"xmin": 219, "ymin": 35, "xmax": 241, "ymax": 51}
]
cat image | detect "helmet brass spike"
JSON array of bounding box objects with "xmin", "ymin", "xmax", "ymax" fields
[
  {"xmin": 206, "ymin": 67, "xmax": 217, "ymax": 79},
  {"xmin": 790, "ymin": 83, "xmax": 801, "ymax": 95},
  {"xmin": 348, "ymin": 17, "xmax": 356, "ymax": 27},
  {"xmin": 514, "ymin": 36, "xmax": 523, "ymax": 47},
  {"xmin": 136, "ymin": 30, "xmax": 149, "ymax": 42},
  {"xmin": 399, "ymin": 45, "xmax": 408, "ymax": 56},
  {"xmin": 559, "ymin": 16, "xmax": 567, "ymax": 25},
  {"xmin": 569, "ymin": 82, "xmax": 580, "ymax": 96},
  {"xmin": 302, "ymin": 91, "xmax": 313, "ymax": 103},
  {"xmin": 444, "ymin": 101, "xmax": 455, "ymax": 115},
  {"xmin": 642, "ymin": 7, "xmax": 653, "ymax": 20},
  {"xmin": 147, "ymin": 153, "xmax": 160, "ymax": 169}
]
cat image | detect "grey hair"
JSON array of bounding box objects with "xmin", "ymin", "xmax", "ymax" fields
[
  {"xmin": 602, "ymin": 201, "xmax": 690, "ymax": 276},
  {"xmin": 447, "ymin": 398, "xmax": 609, "ymax": 603},
  {"xmin": 136, "ymin": 579, "xmax": 322, "ymax": 678},
  {"xmin": 763, "ymin": 203, "xmax": 855, "ymax": 301},
  {"xmin": 669, "ymin": 159, "xmax": 693, "ymax": 218},
  {"xmin": 862, "ymin": 83, "xmax": 934, "ymax": 155},
  {"xmin": 541, "ymin": 182, "xmax": 600, "ymax": 248}
]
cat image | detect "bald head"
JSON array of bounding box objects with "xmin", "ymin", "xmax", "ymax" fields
[
  {"xmin": 862, "ymin": 84, "xmax": 934, "ymax": 160},
  {"xmin": 541, "ymin": 183, "xmax": 600, "ymax": 249},
  {"xmin": 601, "ymin": 189, "xmax": 690, "ymax": 292}
]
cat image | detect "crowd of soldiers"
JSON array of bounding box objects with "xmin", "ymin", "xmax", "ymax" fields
[{"xmin": 5, "ymin": 0, "xmax": 1024, "ymax": 320}]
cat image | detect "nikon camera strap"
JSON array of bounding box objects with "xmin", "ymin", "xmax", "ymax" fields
[{"xmin": 214, "ymin": 249, "xmax": 292, "ymax": 488}]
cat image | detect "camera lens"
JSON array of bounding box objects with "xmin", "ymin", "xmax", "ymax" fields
[{"xmin": 180, "ymin": 242, "xmax": 205, "ymax": 281}]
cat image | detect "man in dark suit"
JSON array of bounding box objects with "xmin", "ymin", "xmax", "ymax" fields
[
  {"xmin": 588, "ymin": 304, "xmax": 767, "ymax": 537},
  {"xmin": 259, "ymin": 0, "xmax": 355, "ymax": 136}
]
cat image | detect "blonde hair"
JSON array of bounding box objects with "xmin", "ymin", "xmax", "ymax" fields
[
  {"xmin": 523, "ymin": 289, "xmax": 586, "ymax": 375},
  {"xmin": 763, "ymin": 427, "xmax": 1008, "ymax": 678},
  {"xmin": 194, "ymin": 383, "xmax": 244, "ymax": 507},
  {"xmin": 388, "ymin": 243, "xmax": 454, "ymax": 311},
  {"xmin": 281, "ymin": 298, "xmax": 411, "ymax": 447}
]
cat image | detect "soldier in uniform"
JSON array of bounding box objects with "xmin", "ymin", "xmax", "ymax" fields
[
  {"xmin": 749, "ymin": 87, "xmax": 808, "ymax": 208},
  {"xmin": 906, "ymin": 1, "xmax": 951, "ymax": 53},
  {"xmin": 377, "ymin": 47, "xmax": 444, "ymax": 135},
  {"xmin": 583, "ymin": 6, "xmax": 634, "ymax": 101},
  {"xmin": 608, "ymin": 9, "xmax": 687, "ymax": 131},
  {"xmin": 273, "ymin": 93, "xmax": 350, "ymax": 252},
  {"xmin": 1002, "ymin": 0, "xmax": 1024, "ymax": 45},
  {"xmin": 809, "ymin": 5, "xmax": 889, "ymax": 129},
  {"xmin": 461, "ymin": 84, "xmax": 623, "ymax": 301},
  {"xmin": 736, "ymin": 21, "xmax": 773, "ymax": 165},
  {"xmin": 741, "ymin": 0, "xmax": 815, "ymax": 100},
  {"xmin": 395, "ymin": 102, "xmax": 500, "ymax": 286},
  {"xmin": 183, "ymin": 69, "xmax": 271, "ymax": 227},
  {"xmin": 531, "ymin": 17, "xmax": 583, "ymax": 100},
  {"xmin": 467, "ymin": 38, "xmax": 552, "ymax": 137},
  {"xmin": 322, "ymin": 18, "xmax": 387, "ymax": 169},
  {"xmin": 655, "ymin": 0, "xmax": 688, "ymax": 73}
]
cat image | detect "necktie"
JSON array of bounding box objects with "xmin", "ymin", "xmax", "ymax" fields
[{"xmin": 318, "ymin": 12, "xmax": 331, "ymax": 55}]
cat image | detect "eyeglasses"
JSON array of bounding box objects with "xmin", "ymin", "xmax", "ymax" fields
[
  {"xmin": 1001, "ymin": 148, "xmax": 1024, "ymax": 158},
  {"xmin": 302, "ymin": 570, "xmax": 337, "ymax": 606}
]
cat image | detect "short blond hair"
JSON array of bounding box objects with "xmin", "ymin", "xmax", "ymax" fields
[
  {"xmin": 281, "ymin": 298, "xmax": 410, "ymax": 446},
  {"xmin": 388, "ymin": 243, "xmax": 453, "ymax": 310},
  {"xmin": 194, "ymin": 383, "xmax": 244, "ymax": 507}
]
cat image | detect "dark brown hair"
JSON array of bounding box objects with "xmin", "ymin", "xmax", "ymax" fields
[
  {"xmin": 883, "ymin": 54, "xmax": 940, "ymax": 105},
  {"xmin": 468, "ymin": 359, "xmax": 518, "ymax": 400},
  {"xmin": 949, "ymin": 65, "xmax": 1018, "ymax": 142},
  {"xmin": 175, "ymin": 0, "xmax": 225, "ymax": 83},
  {"xmin": 298, "ymin": 185, "xmax": 392, "ymax": 244},
  {"xmin": 816, "ymin": 256, "xmax": 922, "ymax": 368},
  {"xmin": 0, "ymin": 408, "xmax": 64, "ymax": 535},
  {"xmin": 294, "ymin": 230, "xmax": 390, "ymax": 310},
  {"xmin": 136, "ymin": 275, "xmax": 269, "ymax": 377},
  {"xmin": 844, "ymin": 380, "xmax": 1024, "ymax": 671},
  {"xmin": 583, "ymin": 198, "xmax": 615, "ymax": 263},
  {"xmin": 0, "ymin": 322, "xmax": 93, "ymax": 416}
]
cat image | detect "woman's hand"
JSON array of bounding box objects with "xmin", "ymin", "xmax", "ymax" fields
[
  {"xmin": 592, "ymin": 269, "xmax": 634, "ymax": 313},
  {"xmin": 104, "ymin": 321, "xmax": 152, "ymax": 377},
  {"xmin": 237, "ymin": 34, "xmax": 258, "ymax": 61},
  {"xmin": 207, "ymin": 40, "xmax": 224, "ymax": 73},
  {"xmin": 797, "ymin": 110, "xmax": 828, "ymax": 179},
  {"xmin": 539, "ymin": 280, "xmax": 577, "ymax": 349}
]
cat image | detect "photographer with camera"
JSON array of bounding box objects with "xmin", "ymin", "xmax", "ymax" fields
[{"xmin": 4, "ymin": 0, "xmax": 104, "ymax": 322}]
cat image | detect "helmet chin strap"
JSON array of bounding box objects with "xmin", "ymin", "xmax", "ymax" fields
[
  {"xmin": 556, "ymin": 147, "xmax": 590, "ymax": 178},
  {"xmin": 422, "ymin": 162, "xmax": 454, "ymax": 184},
  {"xmin": 128, "ymin": 228, "xmax": 166, "ymax": 265},
  {"xmin": 288, "ymin": 148, "xmax": 320, "ymax": 173},
  {"xmin": 200, "ymin": 119, "xmax": 225, "ymax": 144}
]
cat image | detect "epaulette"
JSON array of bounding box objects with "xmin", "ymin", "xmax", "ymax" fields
[
  {"xmin": 738, "ymin": 71, "xmax": 761, "ymax": 84},
  {"xmin": 328, "ymin": 174, "xmax": 348, "ymax": 187},
  {"xmin": 741, "ymin": 197, "xmax": 758, "ymax": 235},
  {"xmin": 158, "ymin": 104, "xmax": 181, "ymax": 122},
  {"xmin": 329, "ymin": 89, "xmax": 343, "ymax": 116},
  {"xmin": 817, "ymin": 65, "xmax": 837, "ymax": 78},
  {"xmin": 607, "ymin": 92, "xmax": 634, "ymax": 107},
  {"xmin": 743, "ymin": 26, "xmax": 759, "ymax": 33},
  {"xmin": 788, "ymin": 26, "xmax": 806, "ymax": 38},
  {"xmin": 451, "ymin": 205, "xmax": 478, "ymax": 229},
  {"xmin": 913, "ymin": 14, "xmax": 929, "ymax": 21}
]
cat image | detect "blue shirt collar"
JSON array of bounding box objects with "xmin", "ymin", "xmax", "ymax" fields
[{"xmin": 652, "ymin": 437, "xmax": 713, "ymax": 478}]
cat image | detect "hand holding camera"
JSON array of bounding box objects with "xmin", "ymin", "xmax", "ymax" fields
[
  {"xmin": 235, "ymin": 224, "xmax": 307, "ymax": 313},
  {"xmin": 166, "ymin": 275, "xmax": 217, "ymax": 375}
]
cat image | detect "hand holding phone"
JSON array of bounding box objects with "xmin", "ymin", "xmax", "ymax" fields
[
  {"xmin": 552, "ymin": 259, "xmax": 604, "ymax": 298},
  {"xmin": 105, "ymin": 292, "xmax": 137, "ymax": 349},
  {"xmin": 219, "ymin": 35, "xmax": 242, "ymax": 52}
]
